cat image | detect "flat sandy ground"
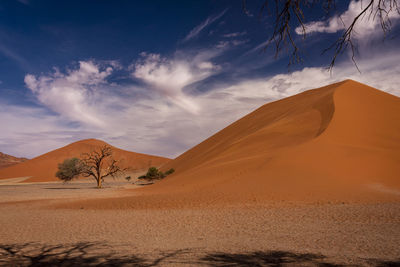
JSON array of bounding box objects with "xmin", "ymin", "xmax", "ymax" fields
[{"xmin": 0, "ymin": 180, "xmax": 399, "ymax": 266}]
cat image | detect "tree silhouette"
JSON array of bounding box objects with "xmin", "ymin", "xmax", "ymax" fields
[
  {"xmin": 244, "ymin": 0, "xmax": 400, "ymax": 70},
  {"xmin": 80, "ymin": 145, "xmax": 123, "ymax": 188}
]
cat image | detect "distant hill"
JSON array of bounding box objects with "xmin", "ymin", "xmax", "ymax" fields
[
  {"xmin": 141, "ymin": 79, "xmax": 400, "ymax": 202},
  {"xmin": 0, "ymin": 152, "xmax": 28, "ymax": 169},
  {"xmin": 0, "ymin": 139, "xmax": 170, "ymax": 183}
]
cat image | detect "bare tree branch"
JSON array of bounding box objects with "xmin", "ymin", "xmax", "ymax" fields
[
  {"xmin": 245, "ymin": 0, "xmax": 399, "ymax": 70},
  {"xmin": 80, "ymin": 145, "xmax": 124, "ymax": 188}
]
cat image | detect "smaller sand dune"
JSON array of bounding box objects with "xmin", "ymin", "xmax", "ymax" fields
[
  {"xmin": 0, "ymin": 152, "xmax": 27, "ymax": 169},
  {"xmin": 0, "ymin": 139, "xmax": 170, "ymax": 183}
]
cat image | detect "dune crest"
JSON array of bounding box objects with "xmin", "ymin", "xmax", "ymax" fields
[{"xmin": 0, "ymin": 139, "xmax": 170, "ymax": 183}]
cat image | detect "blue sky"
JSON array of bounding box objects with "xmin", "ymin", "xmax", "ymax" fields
[{"xmin": 1, "ymin": 0, "xmax": 400, "ymax": 158}]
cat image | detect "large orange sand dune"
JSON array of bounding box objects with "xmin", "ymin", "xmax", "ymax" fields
[
  {"xmin": 0, "ymin": 139, "xmax": 170, "ymax": 183},
  {"xmin": 134, "ymin": 79, "xmax": 400, "ymax": 203}
]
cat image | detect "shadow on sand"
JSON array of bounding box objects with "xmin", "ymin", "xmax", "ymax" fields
[
  {"xmin": 43, "ymin": 188, "xmax": 83, "ymax": 190},
  {"xmin": 0, "ymin": 242, "xmax": 146, "ymax": 266},
  {"xmin": 1, "ymin": 242, "xmax": 399, "ymax": 266},
  {"xmin": 200, "ymin": 251, "xmax": 342, "ymax": 266}
]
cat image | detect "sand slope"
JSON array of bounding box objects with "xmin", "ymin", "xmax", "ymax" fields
[
  {"xmin": 141, "ymin": 80, "xmax": 400, "ymax": 202},
  {"xmin": 0, "ymin": 152, "xmax": 27, "ymax": 169},
  {"xmin": 0, "ymin": 139, "xmax": 170, "ymax": 183}
]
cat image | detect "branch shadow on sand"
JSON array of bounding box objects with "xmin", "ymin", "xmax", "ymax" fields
[
  {"xmin": 200, "ymin": 251, "xmax": 343, "ymax": 266},
  {"xmin": 1, "ymin": 242, "xmax": 399, "ymax": 266},
  {"xmin": 200, "ymin": 251, "xmax": 400, "ymax": 266},
  {"xmin": 0, "ymin": 242, "xmax": 146, "ymax": 266}
]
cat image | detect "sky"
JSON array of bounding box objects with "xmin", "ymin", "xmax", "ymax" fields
[{"xmin": 1, "ymin": 0, "xmax": 400, "ymax": 158}]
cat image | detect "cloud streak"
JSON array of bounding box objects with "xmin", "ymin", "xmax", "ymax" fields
[
  {"xmin": 0, "ymin": 43, "xmax": 30, "ymax": 70},
  {"xmin": 183, "ymin": 8, "xmax": 228, "ymax": 42},
  {"xmin": 223, "ymin": 31, "xmax": 247, "ymax": 38}
]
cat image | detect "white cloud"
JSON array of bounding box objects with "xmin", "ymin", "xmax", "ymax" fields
[
  {"xmin": 24, "ymin": 61, "xmax": 114, "ymax": 127},
  {"xmin": 296, "ymin": 0, "xmax": 400, "ymax": 38},
  {"xmin": 132, "ymin": 52, "xmax": 220, "ymax": 114},
  {"xmin": 10, "ymin": 53, "xmax": 222, "ymax": 157},
  {"xmin": 183, "ymin": 9, "xmax": 228, "ymax": 42}
]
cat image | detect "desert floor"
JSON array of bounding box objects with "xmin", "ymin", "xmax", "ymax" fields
[{"xmin": 0, "ymin": 179, "xmax": 399, "ymax": 266}]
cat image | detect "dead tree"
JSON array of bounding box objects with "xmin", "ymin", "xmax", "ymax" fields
[{"xmin": 80, "ymin": 145, "xmax": 123, "ymax": 188}]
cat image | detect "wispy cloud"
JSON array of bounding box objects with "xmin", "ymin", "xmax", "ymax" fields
[
  {"xmin": 17, "ymin": 0, "xmax": 29, "ymax": 5},
  {"xmin": 243, "ymin": 40, "xmax": 269, "ymax": 56},
  {"xmin": 183, "ymin": 8, "xmax": 228, "ymax": 42},
  {"xmin": 215, "ymin": 39, "xmax": 249, "ymax": 49},
  {"xmin": 223, "ymin": 31, "xmax": 247, "ymax": 38},
  {"xmin": 132, "ymin": 51, "xmax": 220, "ymax": 114},
  {"xmin": 0, "ymin": 43, "xmax": 30, "ymax": 70}
]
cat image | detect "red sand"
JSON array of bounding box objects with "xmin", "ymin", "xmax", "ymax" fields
[{"xmin": 0, "ymin": 139, "xmax": 170, "ymax": 183}]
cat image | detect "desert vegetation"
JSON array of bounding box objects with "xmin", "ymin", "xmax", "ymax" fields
[
  {"xmin": 55, "ymin": 158, "xmax": 83, "ymax": 182},
  {"xmin": 138, "ymin": 167, "xmax": 174, "ymax": 181},
  {"xmin": 56, "ymin": 145, "xmax": 123, "ymax": 188}
]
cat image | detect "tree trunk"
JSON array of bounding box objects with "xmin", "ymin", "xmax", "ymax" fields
[{"xmin": 97, "ymin": 178, "xmax": 102, "ymax": 188}]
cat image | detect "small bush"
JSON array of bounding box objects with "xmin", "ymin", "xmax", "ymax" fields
[
  {"xmin": 165, "ymin": 168, "xmax": 175, "ymax": 175},
  {"xmin": 146, "ymin": 167, "xmax": 159, "ymax": 178},
  {"xmin": 125, "ymin": 176, "xmax": 131, "ymax": 181},
  {"xmin": 138, "ymin": 167, "xmax": 175, "ymax": 180}
]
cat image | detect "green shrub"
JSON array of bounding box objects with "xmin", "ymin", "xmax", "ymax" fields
[
  {"xmin": 55, "ymin": 158, "xmax": 83, "ymax": 182},
  {"xmin": 138, "ymin": 167, "xmax": 175, "ymax": 180},
  {"xmin": 146, "ymin": 167, "xmax": 159, "ymax": 178},
  {"xmin": 165, "ymin": 168, "xmax": 175, "ymax": 175}
]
